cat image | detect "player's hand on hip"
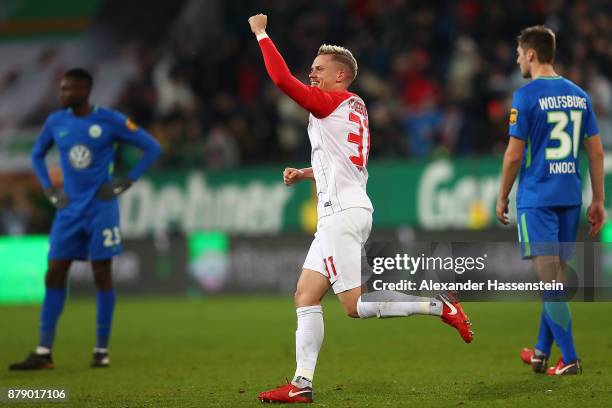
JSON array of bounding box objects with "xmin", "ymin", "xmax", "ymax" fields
[
  {"xmin": 283, "ymin": 167, "xmax": 303, "ymax": 186},
  {"xmin": 496, "ymin": 196, "xmax": 510, "ymax": 225},
  {"xmin": 587, "ymin": 201, "xmax": 605, "ymax": 236},
  {"xmin": 96, "ymin": 178, "xmax": 134, "ymax": 201},
  {"xmin": 248, "ymin": 13, "xmax": 267, "ymax": 35},
  {"xmin": 44, "ymin": 186, "xmax": 69, "ymax": 209}
]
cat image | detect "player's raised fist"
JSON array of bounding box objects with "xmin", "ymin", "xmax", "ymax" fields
[
  {"xmin": 248, "ymin": 14, "xmax": 267, "ymax": 35},
  {"xmin": 283, "ymin": 167, "xmax": 303, "ymax": 186}
]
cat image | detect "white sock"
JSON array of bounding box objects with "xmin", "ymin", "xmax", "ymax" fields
[
  {"xmin": 36, "ymin": 346, "xmax": 51, "ymax": 355},
  {"xmin": 293, "ymin": 305, "xmax": 323, "ymax": 385},
  {"xmin": 357, "ymin": 291, "xmax": 442, "ymax": 318}
]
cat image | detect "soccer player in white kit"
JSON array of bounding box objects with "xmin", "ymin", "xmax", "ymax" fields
[{"xmin": 249, "ymin": 14, "xmax": 474, "ymax": 404}]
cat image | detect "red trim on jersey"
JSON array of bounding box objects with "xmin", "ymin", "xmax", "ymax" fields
[{"xmin": 258, "ymin": 37, "xmax": 355, "ymax": 118}]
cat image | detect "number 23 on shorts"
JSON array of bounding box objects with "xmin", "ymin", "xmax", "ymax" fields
[{"xmin": 102, "ymin": 227, "xmax": 121, "ymax": 247}]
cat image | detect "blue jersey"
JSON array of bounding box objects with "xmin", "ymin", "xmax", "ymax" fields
[
  {"xmin": 31, "ymin": 106, "xmax": 161, "ymax": 216},
  {"xmin": 509, "ymin": 76, "xmax": 599, "ymax": 208}
]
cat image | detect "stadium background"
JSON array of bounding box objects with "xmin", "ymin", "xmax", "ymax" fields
[{"xmin": 0, "ymin": 1, "xmax": 611, "ymax": 407}]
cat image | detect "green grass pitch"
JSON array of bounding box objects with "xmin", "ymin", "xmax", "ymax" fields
[{"xmin": 1, "ymin": 297, "xmax": 611, "ymax": 407}]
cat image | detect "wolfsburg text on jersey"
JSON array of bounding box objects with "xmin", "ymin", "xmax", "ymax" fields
[{"xmin": 538, "ymin": 95, "xmax": 587, "ymax": 110}]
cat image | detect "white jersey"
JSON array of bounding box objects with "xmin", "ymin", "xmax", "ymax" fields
[{"xmin": 307, "ymin": 94, "xmax": 373, "ymax": 219}]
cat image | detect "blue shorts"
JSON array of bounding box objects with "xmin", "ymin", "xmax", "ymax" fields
[
  {"xmin": 517, "ymin": 206, "xmax": 580, "ymax": 260},
  {"xmin": 48, "ymin": 201, "xmax": 123, "ymax": 261}
]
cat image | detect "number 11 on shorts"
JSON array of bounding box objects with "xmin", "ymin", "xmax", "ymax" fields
[{"xmin": 323, "ymin": 256, "xmax": 337, "ymax": 280}]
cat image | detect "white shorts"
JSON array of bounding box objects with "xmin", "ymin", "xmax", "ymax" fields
[{"xmin": 303, "ymin": 207, "xmax": 372, "ymax": 294}]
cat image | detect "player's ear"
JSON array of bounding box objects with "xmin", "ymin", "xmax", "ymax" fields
[{"xmin": 527, "ymin": 49, "xmax": 535, "ymax": 63}]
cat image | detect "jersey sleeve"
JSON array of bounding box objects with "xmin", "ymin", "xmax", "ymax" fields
[
  {"xmin": 258, "ymin": 37, "xmax": 351, "ymax": 118},
  {"xmin": 584, "ymin": 95, "xmax": 600, "ymax": 138},
  {"xmin": 111, "ymin": 112, "xmax": 161, "ymax": 180},
  {"xmin": 508, "ymin": 89, "xmax": 529, "ymax": 141},
  {"xmin": 30, "ymin": 118, "xmax": 55, "ymax": 189}
]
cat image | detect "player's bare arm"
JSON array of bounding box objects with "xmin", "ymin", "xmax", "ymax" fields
[
  {"xmin": 283, "ymin": 167, "xmax": 314, "ymax": 186},
  {"xmin": 584, "ymin": 134, "xmax": 605, "ymax": 236},
  {"xmin": 496, "ymin": 137, "xmax": 524, "ymax": 225}
]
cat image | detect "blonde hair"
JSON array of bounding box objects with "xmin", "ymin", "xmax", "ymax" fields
[{"xmin": 317, "ymin": 44, "xmax": 358, "ymax": 83}]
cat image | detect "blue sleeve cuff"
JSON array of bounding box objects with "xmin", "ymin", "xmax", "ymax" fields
[{"xmin": 509, "ymin": 132, "xmax": 527, "ymax": 141}]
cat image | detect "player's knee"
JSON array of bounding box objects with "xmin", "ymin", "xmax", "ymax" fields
[
  {"xmin": 294, "ymin": 288, "xmax": 319, "ymax": 308},
  {"xmin": 94, "ymin": 274, "xmax": 113, "ymax": 291},
  {"xmin": 45, "ymin": 269, "xmax": 67, "ymax": 288},
  {"xmin": 294, "ymin": 289, "xmax": 307, "ymax": 307},
  {"xmin": 95, "ymin": 281, "xmax": 113, "ymax": 291},
  {"xmin": 92, "ymin": 260, "xmax": 113, "ymax": 290}
]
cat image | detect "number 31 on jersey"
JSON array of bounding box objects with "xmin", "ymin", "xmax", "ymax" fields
[
  {"xmin": 348, "ymin": 112, "xmax": 370, "ymax": 168},
  {"xmin": 546, "ymin": 110, "xmax": 583, "ymax": 160}
]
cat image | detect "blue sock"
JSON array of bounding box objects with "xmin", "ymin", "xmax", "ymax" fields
[
  {"xmin": 535, "ymin": 305, "xmax": 553, "ymax": 356},
  {"xmin": 39, "ymin": 288, "xmax": 67, "ymax": 349},
  {"xmin": 542, "ymin": 290, "xmax": 577, "ymax": 363},
  {"xmin": 96, "ymin": 289, "xmax": 116, "ymax": 349}
]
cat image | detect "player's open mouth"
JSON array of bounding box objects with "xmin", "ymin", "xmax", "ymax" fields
[{"xmin": 311, "ymin": 81, "xmax": 319, "ymax": 86}]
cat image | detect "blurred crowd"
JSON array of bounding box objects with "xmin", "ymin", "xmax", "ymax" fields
[
  {"xmin": 1, "ymin": 0, "xmax": 610, "ymax": 171},
  {"xmin": 115, "ymin": 0, "xmax": 612, "ymax": 169}
]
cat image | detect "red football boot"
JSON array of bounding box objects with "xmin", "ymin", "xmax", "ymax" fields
[
  {"xmin": 547, "ymin": 358, "xmax": 582, "ymax": 375},
  {"xmin": 258, "ymin": 381, "xmax": 313, "ymax": 403},
  {"xmin": 437, "ymin": 292, "xmax": 474, "ymax": 343},
  {"xmin": 520, "ymin": 348, "xmax": 548, "ymax": 373}
]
